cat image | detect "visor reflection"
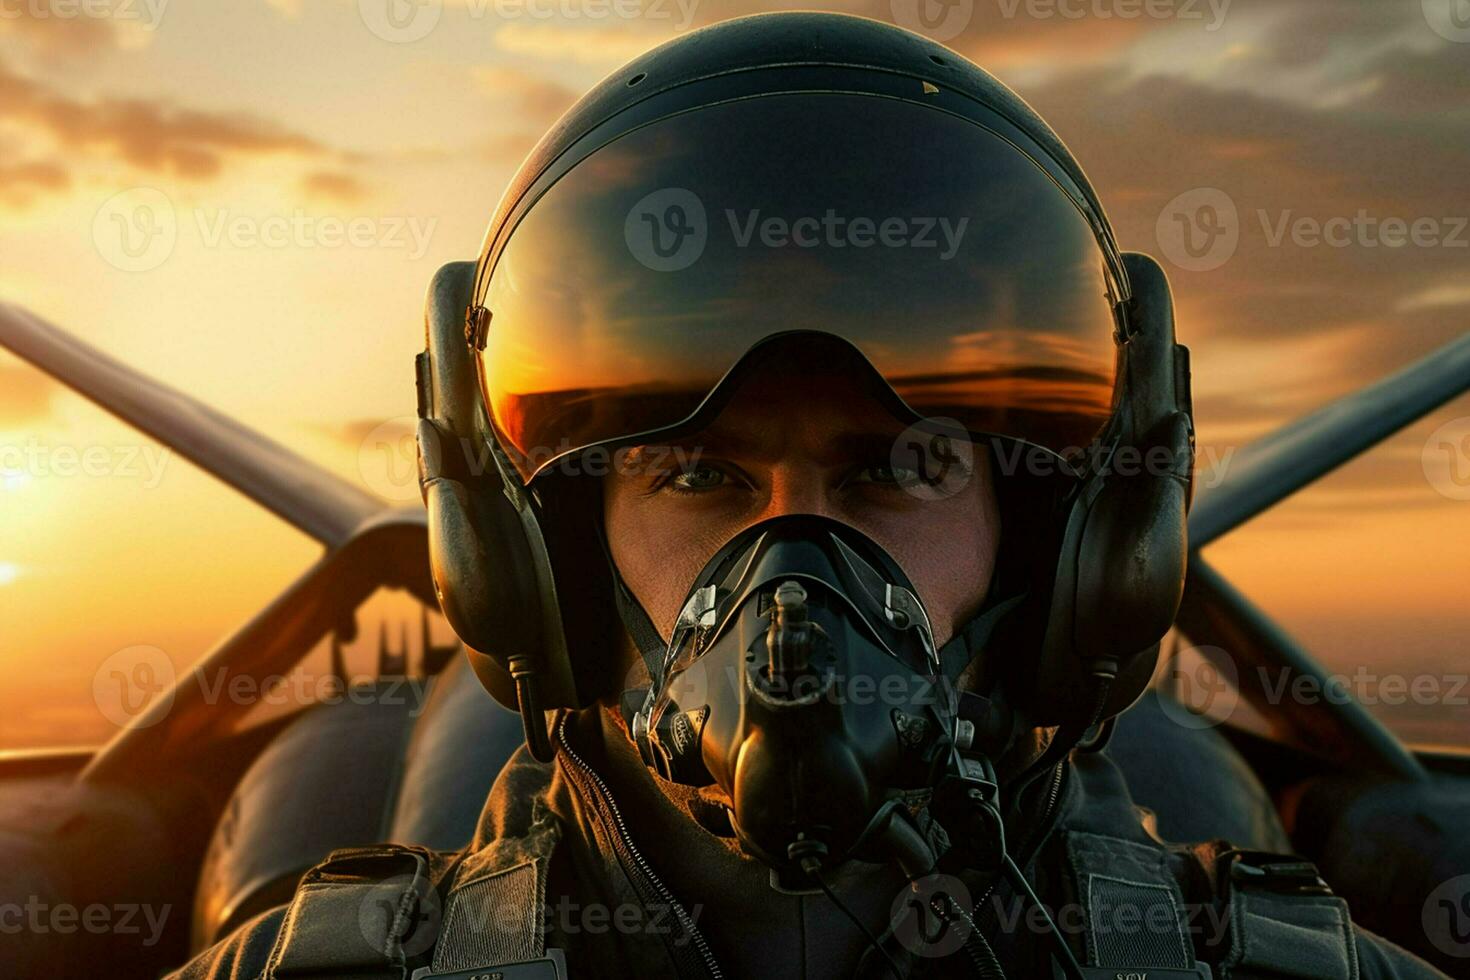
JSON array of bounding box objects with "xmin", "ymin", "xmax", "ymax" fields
[{"xmin": 479, "ymin": 92, "xmax": 1118, "ymax": 479}]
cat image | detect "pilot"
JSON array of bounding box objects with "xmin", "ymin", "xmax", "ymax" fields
[{"xmin": 169, "ymin": 13, "xmax": 1448, "ymax": 980}]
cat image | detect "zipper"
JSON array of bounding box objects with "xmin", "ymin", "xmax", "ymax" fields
[
  {"xmin": 555, "ymin": 713, "xmax": 725, "ymax": 979},
  {"xmin": 976, "ymin": 760, "xmax": 1068, "ymax": 917}
]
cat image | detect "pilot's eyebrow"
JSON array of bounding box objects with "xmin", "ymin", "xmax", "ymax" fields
[
  {"xmin": 620, "ymin": 423, "xmax": 761, "ymax": 461},
  {"xmin": 618, "ymin": 441, "xmax": 717, "ymax": 472}
]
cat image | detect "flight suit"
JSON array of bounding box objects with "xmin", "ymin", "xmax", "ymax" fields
[{"xmin": 168, "ymin": 708, "xmax": 1448, "ymax": 979}]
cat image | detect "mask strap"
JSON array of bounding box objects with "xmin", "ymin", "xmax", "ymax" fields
[
  {"xmin": 936, "ymin": 592, "xmax": 1026, "ymax": 680},
  {"xmin": 592, "ymin": 518, "xmax": 669, "ymax": 682}
]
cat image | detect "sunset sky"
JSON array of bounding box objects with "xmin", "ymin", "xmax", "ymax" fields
[{"xmin": 0, "ymin": 0, "xmax": 1466, "ymax": 749}]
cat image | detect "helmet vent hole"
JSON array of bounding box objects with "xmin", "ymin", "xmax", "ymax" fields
[
  {"xmin": 929, "ymin": 55, "xmax": 947, "ymax": 66},
  {"xmin": 627, "ymin": 72, "xmax": 647, "ymax": 87}
]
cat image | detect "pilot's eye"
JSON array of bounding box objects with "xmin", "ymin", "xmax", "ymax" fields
[
  {"xmin": 851, "ymin": 464, "xmax": 922, "ymax": 487},
  {"xmin": 669, "ymin": 465, "xmax": 729, "ymax": 494}
]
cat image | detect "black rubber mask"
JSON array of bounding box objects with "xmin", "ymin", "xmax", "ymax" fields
[{"xmin": 626, "ymin": 514, "xmax": 963, "ymax": 874}]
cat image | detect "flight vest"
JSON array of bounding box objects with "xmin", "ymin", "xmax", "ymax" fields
[{"xmin": 257, "ymin": 754, "xmax": 1359, "ymax": 980}]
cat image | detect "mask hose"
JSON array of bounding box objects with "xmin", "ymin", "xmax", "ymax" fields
[
  {"xmin": 1001, "ymin": 853, "xmax": 1085, "ymax": 979},
  {"xmin": 877, "ymin": 761, "xmax": 1088, "ymax": 980},
  {"xmin": 788, "ymin": 813, "xmax": 910, "ymax": 980},
  {"xmin": 810, "ymin": 864, "xmax": 904, "ymax": 980}
]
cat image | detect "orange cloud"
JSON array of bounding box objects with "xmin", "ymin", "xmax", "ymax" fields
[
  {"xmin": 471, "ymin": 65, "xmax": 582, "ymax": 164},
  {"xmin": 0, "ymin": 158, "xmax": 70, "ymax": 207},
  {"xmin": 300, "ymin": 169, "xmax": 368, "ymax": 203},
  {"xmin": 473, "ymin": 65, "xmax": 580, "ymax": 122},
  {"xmin": 489, "ymin": 21, "xmax": 677, "ymax": 66},
  {"xmin": 0, "ymin": 3, "xmax": 118, "ymax": 53},
  {"xmin": 0, "ymin": 58, "xmax": 327, "ymax": 179}
]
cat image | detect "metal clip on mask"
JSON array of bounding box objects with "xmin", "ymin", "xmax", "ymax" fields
[{"xmin": 627, "ymin": 515, "xmax": 964, "ymax": 877}]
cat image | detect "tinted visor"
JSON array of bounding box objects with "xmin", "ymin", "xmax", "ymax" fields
[{"xmin": 477, "ymin": 92, "xmax": 1121, "ymax": 481}]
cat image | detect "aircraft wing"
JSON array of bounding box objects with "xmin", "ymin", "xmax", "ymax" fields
[
  {"xmin": 0, "ymin": 301, "xmax": 382, "ymax": 548},
  {"xmin": 1189, "ymin": 330, "xmax": 1470, "ymax": 548}
]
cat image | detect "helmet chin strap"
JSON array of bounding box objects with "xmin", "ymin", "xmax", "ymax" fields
[
  {"xmin": 935, "ymin": 592, "xmax": 1026, "ymax": 681},
  {"xmin": 596, "ymin": 525, "xmax": 671, "ymax": 729}
]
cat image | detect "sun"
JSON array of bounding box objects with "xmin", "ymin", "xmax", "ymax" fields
[{"xmin": 0, "ymin": 562, "xmax": 21, "ymax": 586}]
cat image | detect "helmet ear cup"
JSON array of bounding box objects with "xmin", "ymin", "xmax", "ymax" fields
[
  {"xmin": 416, "ymin": 261, "xmax": 577, "ymax": 754},
  {"xmin": 420, "ymin": 449, "xmax": 527, "ymax": 707},
  {"xmin": 1030, "ymin": 252, "xmax": 1195, "ymax": 726}
]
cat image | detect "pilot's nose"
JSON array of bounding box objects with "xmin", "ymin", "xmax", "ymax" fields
[{"xmin": 758, "ymin": 464, "xmax": 844, "ymax": 524}]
